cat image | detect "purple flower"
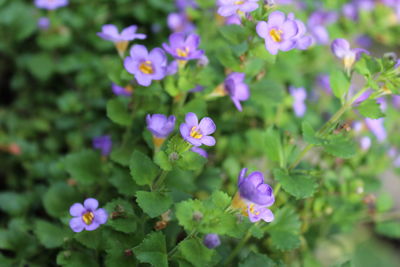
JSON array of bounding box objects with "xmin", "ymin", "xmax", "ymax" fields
[
  {"xmin": 356, "ymin": 35, "xmax": 373, "ymax": 48},
  {"xmin": 238, "ymin": 168, "xmax": 275, "ymax": 206},
  {"xmin": 224, "ymin": 72, "xmax": 250, "ymax": 112},
  {"xmin": 166, "ymin": 60, "xmax": 179, "ymax": 76},
  {"xmin": 69, "ymin": 198, "xmax": 108, "ymax": 232},
  {"xmin": 163, "ymin": 33, "xmax": 204, "ymax": 61},
  {"xmin": 146, "ymin": 114, "xmax": 176, "ymax": 138},
  {"xmin": 359, "ymin": 136, "xmax": 371, "ymax": 151},
  {"xmin": 167, "ymin": 13, "xmax": 195, "ymax": 33},
  {"xmin": 176, "ymin": 0, "xmax": 198, "ymax": 11},
  {"xmin": 112, "ymin": 83, "xmax": 133, "ymax": 97},
  {"xmin": 124, "ymin": 45, "xmax": 167, "ymax": 86},
  {"xmin": 97, "ymin": 24, "xmax": 146, "ymax": 43},
  {"xmin": 37, "ymin": 17, "xmax": 50, "ymax": 30},
  {"xmin": 203, "ymin": 234, "xmax": 221, "ymax": 249},
  {"xmin": 353, "ymin": 90, "xmax": 372, "ymax": 105},
  {"xmin": 331, "ymin": 38, "xmax": 369, "ymax": 71},
  {"xmin": 93, "ymin": 136, "xmax": 112, "ymax": 156},
  {"xmin": 287, "ymin": 13, "xmax": 312, "ymax": 50},
  {"xmin": 256, "ymin": 11, "xmax": 299, "ymax": 55},
  {"xmin": 290, "ymin": 86, "xmax": 307, "ymax": 117},
  {"xmin": 365, "ymin": 118, "xmax": 386, "ymax": 143},
  {"xmin": 395, "ymin": 59, "xmax": 400, "ymax": 70},
  {"xmin": 316, "ymin": 74, "xmax": 332, "ymax": 94},
  {"xmin": 180, "ymin": 113, "xmax": 216, "ymax": 147},
  {"xmin": 225, "ymin": 14, "xmax": 242, "ymax": 25},
  {"xmin": 307, "ymin": 10, "xmax": 337, "ymax": 45},
  {"xmin": 217, "ymin": 0, "xmax": 259, "ymax": 17},
  {"xmin": 190, "ymin": 147, "xmax": 208, "ymax": 158},
  {"xmin": 392, "ymin": 95, "xmax": 400, "ymax": 109},
  {"xmin": 247, "ymin": 203, "xmax": 274, "ymax": 222},
  {"xmin": 35, "ymin": 0, "xmax": 68, "ymax": 10},
  {"xmin": 189, "ymin": 85, "xmax": 205, "ymax": 93}
]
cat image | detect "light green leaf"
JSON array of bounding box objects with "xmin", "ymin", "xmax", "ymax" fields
[
  {"xmin": 323, "ymin": 135, "xmax": 356, "ymax": 158},
  {"xmin": 177, "ymin": 151, "xmax": 207, "ymax": 171},
  {"xmin": 265, "ymin": 127, "xmax": 283, "ymax": 165},
  {"xmin": 175, "ymin": 238, "xmax": 216, "ymax": 267},
  {"xmin": 302, "ymin": 121, "xmax": 324, "ymax": 145},
  {"xmin": 219, "ymin": 24, "xmax": 248, "ymax": 44},
  {"xmin": 273, "ymin": 169, "xmax": 318, "ymax": 199},
  {"xmin": 43, "ymin": 182, "xmax": 79, "ymax": 218},
  {"xmin": 106, "ymin": 98, "xmax": 131, "ymax": 126},
  {"xmin": 358, "ymin": 99, "xmax": 385, "ymax": 119},
  {"xmin": 375, "ymin": 221, "xmax": 400, "ymax": 238},
  {"xmin": 330, "ymin": 70, "xmax": 350, "ymax": 102},
  {"xmin": 136, "ymin": 191, "xmax": 173, "ymax": 218},
  {"xmin": 239, "ymin": 252, "xmax": 275, "ymax": 267},
  {"xmin": 34, "ymin": 220, "xmax": 71, "ymax": 249},
  {"xmin": 63, "ymin": 150, "xmax": 102, "ymax": 185},
  {"xmin": 155, "ymin": 151, "xmax": 173, "ymax": 171},
  {"xmin": 129, "ymin": 150, "xmax": 160, "ymax": 186},
  {"xmin": 134, "ymin": 232, "xmax": 168, "ymax": 267}
]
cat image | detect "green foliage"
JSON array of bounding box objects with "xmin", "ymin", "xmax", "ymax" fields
[
  {"xmin": 267, "ymin": 207, "xmax": 301, "ymax": 251},
  {"xmin": 106, "ymin": 98, "xmax": 131, "ymax": 126},
  {"xmin": 239, "ymin": 252, "xmax": 276, "ymax": 267},
  {"xmin": 265, "ymin": 127, "xmax": 284, "ymax": 165},
  {"xmin": 43, "ymin": 182, "xmax": 80, "ymax": 218},
  {"xmin": 330, "ymin": 70, "xmax": 350, "ymax": 102},
  {"xmin": 219, "ymin": 24, "xmax": 248, "ymax": 45},
  {"xmin": 34, "ymin": 220, "xmax": 71, "ymax": 249},
  {"xmin": 0, "ymin": 192, "xmax": 32, "ymax": 216},
  {"xmin": 302, "ymin": 121, "xmax": 324, "ymax": 145},
  {"xmin": 130, "ymin": 150, "xmax": 160, "ymax": 186},
  {"xmin": 63, "ymin": 150, "xmax": 102, "ymax": 185},
  {"xmin": 358, "ymin": 99, "xmax": 385, "ymax": 119},
  {"xmin": 133, "ymin": 232, "xmax": 168, "ymax": 267},
  {"xmin": 375, "ymin": 221, "xmax": 400, "ymax": 238},
  {"xmin": 104, "ymin": 199, "xmax": 137, "ymax": 233},
  {"xmin": 136, "ymin": 191, "xmax": 173, "ymax": 218},
  {"xmin": 273, "ymin": 169, "xmax": 318, "ymax": 199},
  {"xmin": 322, "ymin": 135, "xmax": 356, "ymax": 158},
  {"xmin": 174, "ymin": 238, "xmax": 217, "ymax": 267}
]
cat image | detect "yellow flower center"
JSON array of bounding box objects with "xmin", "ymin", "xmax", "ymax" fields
[
  {"xmin": 190, "ymin": 126, "xmax": 203, "ymax": 139},
  {"xmin": 269, "ymin": 29, "xmax": 283, "ymax": 42},
  {"xmin": 343, "ymin": 54, "xmax": 356, "ymax": 70},
  {"xmin": 249, "ymin": 204, "xmax": 260, "ymax": 215},
  {"xmin": 115, "ymin": 41, "xmax": 129, "ymax": 55},
  {"xmin": 234, "ymin": 1, "xmax": 244, "ymax": 4},
  {"xmin": 82, "ymin": 211, "xmax": 94, "ymax": 225},
  {"xmin": 176, "ymin": 47, "xmax": 190, "ymax": 58},
  {"xmin": 139, "ymin": 61, "xmax": 154, "ymax": 74},
  {"xmin": 124, "ymin": 85, "xmax": 134, "ymax": 93}
]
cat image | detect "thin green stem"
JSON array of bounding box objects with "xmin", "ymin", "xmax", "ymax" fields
[
  {"xmin": 223, "ymin": 226, "xmax": 254, "ymax": 266},
  {"xmin": 168, "ymin": 229, "xmax": 197, "ymax": 259},
  {"xmin": 152, "ymin": 170, "xmax": 169, "ymax": 191}
]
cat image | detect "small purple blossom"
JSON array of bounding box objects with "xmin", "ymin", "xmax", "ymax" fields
[
  {"xmin": 331, "ymin": 38, "xmax": 369, "ymax": 70},
  {"xmin": 217, "ymin": 0, "xmax": 259, "ymax": 17},
  {"xmin": 224, "ymin": 72, "xmax": 250, "ymax": 112},
  {"xmin": 166, "ymin": 60, "xmax": 179, "ymax": 76},
  {"xmin": 307, "ymin": 10, "xmax": 337, "ymax": 45},
  {"xmin": 180, "ymin": 113, "xmax": 216, "ymax": 147},
  {"xmin": 176, "ymin": 0, "xmax": 198, "ymax": 11},
  {"xmin": 365, "ymin": 118, "xmax": 386, "ymax": 143},
  {"xmin": 247, "ymin": 203, "xmax": 274, "ymax": 222},
  {"xmin": 356, "ymin": 35, "xmax": 373, "ymax": 48},
  {"xmin": 288, "ymin": 13, "xmax": 312, "ymax": 50},
  {"xmin": 163, "ymin": 33, "xmax": 204, "ymax": 61},
  {"xmin": 189, "ymin": 85, "xmax": 205, "ymax": 93},
  {"xmin": 124, "ymin": 45, "xmax": 167, "ymax": 86},
  {"xmin": 238, "ymin": 168, "xmax": 275, "ymax": 206},
  {"xmin": 37, "ymin": 17, "xmax": 50, "ymax": 30},
  {"xmin": 290, "ymin": 86, "xmax": 307, "ymax": 117},
  {"xmin": 353, "ymin": 90, "xmax": 372, "ymax": 105},
  {"xmin": 392, "ymin": 95, "xmax": 400, "ymax": 109},
  {"xmin": 256, "ymin": 11, "xmax": 299, "ymax": 55},
  {"xmin": 203, "ymin": 234, "xmax": 221, "ymax": 249},
  {"xmin": 112, "ymin": 83, "xmax": 133, "ymax": 97},
  {"xmin": 190, "ymin": 147, "xmax": 208, "ymax": 158},
  {"xmin": 359, "ymin": 136, "xmax": 371, "ymax": 151},
  {"xmin": 167, "ymin": 13, "xmax": 195, "ymax": 34},
  {"xmin": 69, "ymin": 198, "xmax": 108, "ymax": 232},
  {"xmin": 146, "ymin": 114, "xmax": 176, "ymax": 138},
  {"xmin": 225, "ymin": 14, "xmax": 242, "ymax": 25},
  {"xmin": 316, "ymin": 74, "xmax": 332, "ymax": 94},
  {"xmin": 93, "ymin": 136, "xmax": 112, "ymax": 156},
  {"xmin": 97, "ymin": 24, "xmax": 146, "ymax": 43},
  {"xmin": 35, "ymin": 0, "xmax": 68, "ymax": 10}
]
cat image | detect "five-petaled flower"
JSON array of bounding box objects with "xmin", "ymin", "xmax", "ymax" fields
[
  {"xmin": 236, "ymin": 168, "xmax": 275, "ymax": 223},
  {"xmin": 256, "ymin": 11, "xmax": 299, "ymax": 55},
  {"xmin": 98, "ymin": 24, "xmax": 146, "ymax": 56},
  {"xmin": 124, "ymin": 45, "xmax": 167, "ymax": 86},
  {"xmin": 93, "ymin": 135, "xmax": 112, "ymax": 157},
  {"xmin": 180, "ymin": 112, "xmax": 216, "ymax": 147},
  {"xmin": 163, "ymin": 33, "xmax": 204, "ymax": 61},
  {"xmin": 34, "ymin": 0, "xmax": 68, "ymax": 10},
  {"xmin": 224, "ymin": 72, "xmax": 250, "ymax": 112},
  {"xmin": 146, "ymin": 114, "xmax": 176, "ymax": 148},
  {"xmin": 331, "ymin": 38, "xmax": 369, "ymax": 72},
  {"xmin": 217, "ymin": 0, "xmax": 259, "ymax": 17},
  {"xmin": 69, "ymin": 198, "xmax": 108, "ymax": 232}
]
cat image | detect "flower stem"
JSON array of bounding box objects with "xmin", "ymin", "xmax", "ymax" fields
[
  {"xmin": 167, "ymin": 229, "xmax": 197, "ymax": 259},
  {"xmin": 223, "ymin": 230, "xmax": 252, "ymax": 266},
  {"xmin": 152, "ymin": 170, "xmax": 169, "ymax": 191}
]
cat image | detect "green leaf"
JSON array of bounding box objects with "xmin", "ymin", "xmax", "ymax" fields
[
  {"xmin": 175, "ymin": 238, "xmax": 216, "ymax": 267},
  {"xmin": 43, "ymin": 182, "xmax": 80, "ymax": 218},
  {"xmin": 106, "ymin": 98, "xmax": 131, "ymax": 126},
  {"xmin": 74, "ymin": 230, "xmax": 104, "ymax": 250},
  {"xmin": 104, "ymin": 199, "xmax": 137, "ymax": 233},
  {"xmin": 129, "ymin": 150, "xmax": 160, "ymax": 186},
  {"xmin": 249, "ymin": 43, "xmax": 276, "ymax": 64},
  {"xmin": 34, "ymin": 220, "xmax": 71, "ymax": 249},
  {"xmin": 216, "ymin": 47, "xmax": 241, "ymax": 71},
  {"xmin": 358, "ymin": 99, "xmax": 385, "ymax": 119},
  {"xmin": 330, "ymin": 70, "xmax": 350, "ymax": 102},
  {"xmin": 376, "ymin": 192, "xmax": 394, "ymax": 213},
  {"xmin": 267, "ymin": 207, "xmax": 301, "ymax": 251},
  {"xmin": 154, "ymin": 151, "xmax": 173, "ymax": 171},
  {"xmin": 57, "ymin": 250, "xmax": 99, "ymax": 267},
  {"xmin": 109, "ymin": 168, "xmax": 138, "ymax": 197},
  {"xmin": 177, "ymin": 151, "xmax": 207, "ymax": 171},
  {"xmin": 375, "ymin": 221, "xmax": 400, "ymax": 238},
  {"xmin": 302, "ymin": 121, "xmax": 324, "ymax": 145},
  {"xmin": 273, "ymin": 169, "xmax": 318, "ymax": 199},
  {"xmin": 136, "ymin": 191, "xmax": 173, "ymax": 218},
  {"xmin": 239, "ymin": 252, "xmax": 275, "ymax": 267},
  {"xmin": 133, "ymin": 232, "xmax": 168, "ymax": 267},
  {"xmin": 0, "ymin": 192, "xmax": 31, "ymax": 216},
  {"xmin": 265, "ymin": 127, "xmax": 283, "ymax": 165},
  {"xmin": 322, "ymin": 135, "xmax": 356, "ymax": 158},
  {"xmin": 63, "ymin": 150, "xmax": 102, "ymax": 185},
  {"xmin": 219, "ymin": 24, "xmax": 247, "ymax": 44},
  {"xmin": 25, "ymin": 53, "xmax": 54, "ymax": 81}
]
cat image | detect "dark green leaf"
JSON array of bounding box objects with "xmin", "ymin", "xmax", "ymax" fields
[
  {"xmin": 136, "ymin": 191, "xmax": 173, "ymax": 218},
  {"xmin": 106, "ymin": 98, "xmax": 131, "ymax": 126},
  {"xmin": 134, "ymin": 232, "xmax": 168, "ymax": 267},
  {"xmin": 273, "ymin": 169, "xmax": 318, "ymax": 199},
  {"xmin": 129, "ymin": 150, "xmax": 160, "ymax": 186}
]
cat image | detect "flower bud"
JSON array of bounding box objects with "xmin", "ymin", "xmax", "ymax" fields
[{"xmin": 203, "ymin": 234, "xmax": 221, "ymax": 249}]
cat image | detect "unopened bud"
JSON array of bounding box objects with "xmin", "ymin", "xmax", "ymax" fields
[{"xmin": 193, "ymin": 211, "xmax": 203, "ymax": 221}]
